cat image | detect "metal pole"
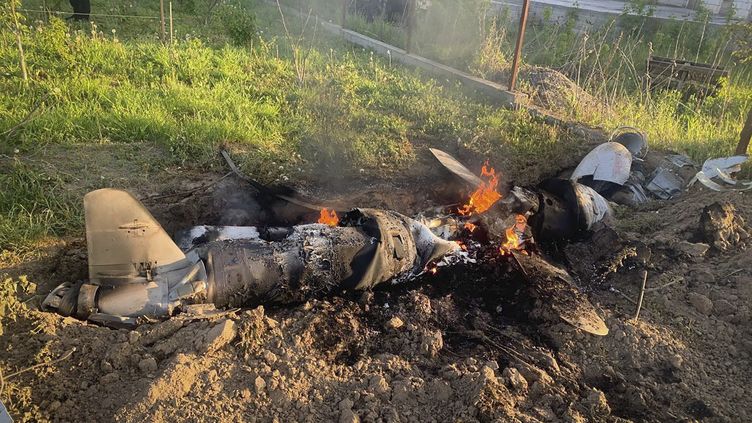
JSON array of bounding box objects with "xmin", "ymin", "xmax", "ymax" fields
[
  {"xmin": 405, "ymin": 0, "xmax": 416, "ymax": 53},
  {"xmin": 508, "ymin": 0, "xmax": 530, "ymax": 92},
  {"xmin": 160, "ymin": 0, "xmax": 166, "ymax": 42},
  {"xmin": 169, "ymin": 1, "xmax": 174, "ymax": 44}
]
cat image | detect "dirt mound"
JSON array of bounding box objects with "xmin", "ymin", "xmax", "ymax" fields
[
  {"xmin": 521, "ymin": 67, "xmax": 602, "ymax": 114},
  {"xmin": 1, "ymin": 176, "xmax": 752, "ymax": 422}
]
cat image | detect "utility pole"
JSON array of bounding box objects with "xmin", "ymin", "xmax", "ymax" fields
[
  {"xmin": 508, "ymin": 0, "xmax": 530, "ymax": 92},
  {"xmin": 735, "ymin": 107, "xmax": 752, "ymax": 156}
]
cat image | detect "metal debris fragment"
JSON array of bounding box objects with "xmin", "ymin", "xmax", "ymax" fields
[
  {"xmin": 689, "ymin": 155, "xmax": 752, "ymax": 192},
  {"xmin": 429, "ymin": 147, "xmax": 483, "ymax": 187},
  {"xmin": 645, "ymin": 167, "xmax": 685, "ymax": 199},
  {"xmin": 611, "ymin": 126, "xmax": 648, "ymax": 159},
  {"xmin": 570, "ymin": 142, "xmax": 632, "ymax": 185}
]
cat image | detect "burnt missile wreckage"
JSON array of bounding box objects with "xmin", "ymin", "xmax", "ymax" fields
[{"xmin": 43, "ymin": 149, "xmax": 617, "ymax": 336}]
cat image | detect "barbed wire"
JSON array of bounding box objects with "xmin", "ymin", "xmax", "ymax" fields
[{"xmin": 19, "ymin": 8, "xmax": 162, "ymax": 20}]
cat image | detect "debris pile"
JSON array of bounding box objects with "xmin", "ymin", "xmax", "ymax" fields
[
  {"xmin": 571, "ymin": 127, "xmax": 751, "ymax": 205},
  {"xmin": 2, "ymin": 133, "xmax": 751, "ymax": 422}
]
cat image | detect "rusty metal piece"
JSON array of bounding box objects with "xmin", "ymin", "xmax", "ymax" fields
[{"xmin": 508, "ymin": 0, "xmax": 530, "ymax": 92}]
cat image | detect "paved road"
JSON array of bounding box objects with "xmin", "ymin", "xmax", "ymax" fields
[{"xmin": 491, "ymin": 0, "xmax": 738, "ymax": 25}]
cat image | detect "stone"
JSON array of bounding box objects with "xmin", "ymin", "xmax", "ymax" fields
[
  {"xmin": 532, "ymin": 351, "xmax": 560, "ymax": 373},
  {"xmin": 391, "ymin": 380, "xmax": 411, "ymax": 402},
  {"xmin": 692, "ymin": 268, "xmax": 716, "ymax": 286},
  {"xmin": 676, "ymin": 241, "xmax": 710, "ymax": 258},
  {"xmin": 141, "ymin": 319, "xmax": 184, "ymax": 346},
  {"xmin": 254, "ymin": 376, "xmax": 267, "ymax": 393},
  {"xmin": 128, "ymin": 330, "xmax": 141, "ymax": 344},
  {"xmin": 688, "ymin": 292, "xmax": 713, "ymax": 315},
  {"xmin": 368, "ymin": 375, "xmax": 389, "ymax": 395},
  {"xmin": 138, "ymin": 357, "xmax": 158, "ymax": 374},
  {"xmin": 385, "ymin": 317, "xmax": 404, "ymax": 330},
  {"xmin": 358, "ymin": 291, "xmax": 374, "ymax": 306},
  {"xmin": 502, "ymin": 367, "xmax": 528, "ymax": 391},
  {"xmin": 419, "ymin": 330, "xmax": 443, "ymax": 357},
  {"xmin": 410, "ymin": 293, "xmax": 432, "ymax": 315},
  {"xmin": 427, "ymin": 379, "xmax": 452, "ymax": 401},
  {"xmin": 668, "ymin": 354, "xmax": 683, "ymax": 369},
  {"xmin": 202, "ymin": 319, "xmax": 237, "ymax": 353},
  {"xmin": 339, "ymin": 410, "xmax": 360, "ymax": 423},
  {"xmin": 514, "ymin": 363, "xmax": 553, "ymax": 386},
  {"xmin": 585, "ymin": 388, "xmax": 611, "ymax": 415},
  {"xmin": 338, "ymin": 398, "xmax": 354, "ymax": 411},
  {"xmin": 713, "ymin": 299, "xmax": 736, "ymax": 316},
  {"xmin": 100, "ymin": 372, "xmax": 119, "ymax": 385},
  {"xmin": 263, "ymin": 351, "xmax": 278, "ymax": 364},
  {"xmin": 700, "ymin": 202, "xmax": 749, "ymax": 251},
  {"xmin": 480, "ymin": 365, "xmax": 496, "ymax": 380}
]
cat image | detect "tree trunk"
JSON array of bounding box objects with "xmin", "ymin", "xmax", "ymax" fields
[{"xmin": 735, "ymin": 107, "xmax": 752, "ymax": 156}]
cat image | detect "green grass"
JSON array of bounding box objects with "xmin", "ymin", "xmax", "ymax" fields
[
  {"xmin": 1, "ymin": 0, "xmax": 580, "ymax": 251},
  {"xmin": 292, "ymin": 0, "xmax": 751, "ymax": 162},
  {"xmin": 0, "ymin": 159, "xmax": 82, "ymax": 252}
]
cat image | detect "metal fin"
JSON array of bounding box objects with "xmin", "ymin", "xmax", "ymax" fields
[
  {"xmin": 429, "ymin": 148, "xmax": 483, "ymax": 187},
  {"xmin": 84, "ymin": 188, "xmax": 187, "ymax": 283},
  {"xmin": 512, "ymin": 251, "xmax": 609, "ymax": 336}
]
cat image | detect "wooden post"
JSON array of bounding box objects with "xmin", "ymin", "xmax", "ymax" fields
[
  {"xmin": 735, "ymin": 107, "xmax": 752, "ymax": 156},
  {"xmin": 160, "ymin": 0, "xmax": 166, "ymax": 42},
  {"xmin": 405, "ymin": 0, "xmax": 416, "ymax": 53},
  {"xmin": 169, "ymin": 1, "xmax": 174, "ymax": 44},
  {"xmin": 11, "ymin": 4, "xmax": 28, "ymax": 83},
  {"xmin": 508, "ymin": 0, "xmax": 530, "ymax": 92},
  {"xmin": 633, "ymin": 270, "xmax": 648, "ymax": 322},
  {"xmin": 341, "ymin": 0, "xmax": 347, "ymax": 28}
]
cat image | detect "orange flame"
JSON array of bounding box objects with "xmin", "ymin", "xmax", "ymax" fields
[
  {"xmin": 500, "ymin": 214, "xmax": 527, "ymax": 255},
  {"xmin": 318, "ymin": 208, "xmax": 339, "ymax": 226},
  {"xmin": 459, "ymin": 162, "xmax": 502, "ymax": 216},
  {"xmin": 464, "ymin": 222, "xmax": 477, "ymax": 232},
  {"xmin": 500, "ymin": 227, "xmax": 521, "ymax": 254}
]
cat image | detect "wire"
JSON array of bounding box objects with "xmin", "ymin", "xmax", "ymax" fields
[{"xmin": 19, "ymin": 8, "xmax": 161, "ymax": 20}]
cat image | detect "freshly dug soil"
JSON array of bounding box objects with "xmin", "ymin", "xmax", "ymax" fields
[{"xmin": 1, "ymin": 166, "xmax": 751, "ymax": 423}]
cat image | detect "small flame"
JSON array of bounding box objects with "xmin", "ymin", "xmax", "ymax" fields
[
  {"xmin": 500, "ymin": 227, "xmax": 521, "ymax": 253},
  {"xmin": 464, "ymin": 222, "xmax": 477, "ymax": 232},
  {"xmin": 318, "ymin": 208, "xmax": 339, "ymax": 226},
  {"xmin": 459, "ymin": 162, "xmax": 502, "ymax": 216},
  {"xmin": 500, "ymin": 214, "xmax": 527, "ymax": 255}
]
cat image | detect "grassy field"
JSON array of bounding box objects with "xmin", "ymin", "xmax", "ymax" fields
[
  {"xmin": 1, "ymin": 0, "xmax": 581, "ymax": 253},
  {"xmin": 294, "ymin": 0, "xmax": 751, "ymax": 161}
]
